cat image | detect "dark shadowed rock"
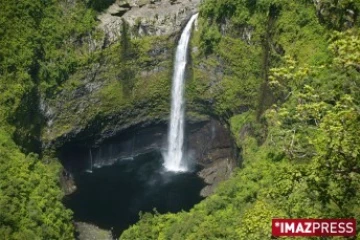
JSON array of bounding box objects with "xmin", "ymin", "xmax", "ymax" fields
[
  {"xmin": 187, "ymin": 119, "xmax": 238, "ymax": 196},
  {"xmin": 60, "ymin": 169, "xmax": 77, "ymax": 195},
  {"xmin": 58, "ymin": 118, "xmax": 237, "ymax": 196}
]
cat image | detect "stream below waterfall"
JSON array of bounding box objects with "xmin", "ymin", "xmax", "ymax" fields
[{"xmin": 63, "ymin": 151, "xmax": 205, "ymax": 238}]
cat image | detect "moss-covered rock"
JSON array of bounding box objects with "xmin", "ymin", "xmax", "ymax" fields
[{"xmin": 41, "ymin": 35, "xmax": 174, "ymax": 147}]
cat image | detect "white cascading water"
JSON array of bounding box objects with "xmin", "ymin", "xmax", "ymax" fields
[{"xmin": 164, "ymin": 14, "xmax": 198, "ymax": 172}]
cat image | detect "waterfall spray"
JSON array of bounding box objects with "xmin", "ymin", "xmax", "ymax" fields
[{"xmin": 164, "ymin": 14, "xmax": 198, "ymax": 172}]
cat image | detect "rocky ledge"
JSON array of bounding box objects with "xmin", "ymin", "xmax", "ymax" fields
[
  {"xmin": 98, "ymin": 0, "xmax": 200, "ymax": 44},
  {"xmin": 188, "ymin": 119, "xmax": 238, "ymax": 196},
  {"xmin": 59, "ymin": 118, "xmax": 238, "ymax": 196}
]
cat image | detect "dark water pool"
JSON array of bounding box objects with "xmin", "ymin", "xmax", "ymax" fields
[{"xmin": 63, "ymin": 151, "xmax": 205, "ymax": 238}]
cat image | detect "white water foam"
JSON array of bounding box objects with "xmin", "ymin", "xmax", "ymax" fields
[{"xmin": 164, "ymin": 14, "xmax": 198, "ymax": 172}]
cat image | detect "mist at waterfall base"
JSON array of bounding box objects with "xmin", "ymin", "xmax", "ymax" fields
[{"xmin": 64, "ymin": 151, "xmax": 205, "ymax": 238}]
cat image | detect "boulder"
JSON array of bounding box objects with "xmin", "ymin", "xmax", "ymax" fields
[{"xmin": 75, "ymin": 222, "xmax": 113, "ymax": 240}]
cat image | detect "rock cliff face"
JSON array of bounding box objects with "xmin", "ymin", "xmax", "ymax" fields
[
  {"xmin": 41, "ymin": 35, "xmax": 174, "ymax": 148},
  {"xmin": 59, "ymin": 118, "xmax": 237, "ymax": 196},
  {"xmin": 42, "ymin": 0, "xmax": 238, "ymax": 198},
  {"xmin": 74, "ymin": 222, "xmax": 112, "ymax": 240},
  {"xmin": 189, "ymin": 119, "xmax": 238, "ymax": 196},
  {"xmin": 41, "ymin": 0, "xmax": 205, "ymax": 147},
  {"xmin": 98, "ymin": 0, "xmax": 200, "ymax": 44}
]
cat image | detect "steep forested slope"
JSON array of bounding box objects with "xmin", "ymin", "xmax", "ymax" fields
[
  {"xmin": 120, "ymin": 0, "xmax": 360, "ymax": 239},
  {"xmin": 0, "ymin": 0, "xmax": 98, "ymax": 238},
  {"xmin": 1, "ymin": 0, "xmax": 360, "ymax": 239}
]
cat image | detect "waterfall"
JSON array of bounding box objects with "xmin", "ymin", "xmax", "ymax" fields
[
  {"xmin": 164, "ymin": 14, "xmax": 198, "ymax": 172},
  {"xmin": 86, "ymin": 148, "xmax": 93, "ymax": 173}
]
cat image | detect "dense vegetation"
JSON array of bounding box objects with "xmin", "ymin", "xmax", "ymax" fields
[
  {"xmin": 1, "ymin": 0, "xmax": 360, "ymax": 239},
  {"xmin": 0, "ymin": 0, "xmax": 97, "ymax": 238},
  {"xmin": 42, "ymin": 33, "xmax": 174, "ymax": 143},
  {"xmin": 1, "ymin": 0, "xmax": 173, "ymax": 238},
  {"xmin": 121, "ymin": 0, "xmax": 360, "ymax": 239}
]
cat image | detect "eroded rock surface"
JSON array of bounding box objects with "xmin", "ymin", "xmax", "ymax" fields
[
  {"xmin": 198, "ymin": 158, "xmax": 234, "ymax": 197},
  {"xmin": 187, "ymin": 119, "xmax": 238, "ymax": 196},
  {"xmin": 60, "ymin": 169, "xmax": 77, "ymax": 195},
  {"xmin": 59, "ymin": 118, "xmax": 237, "ymax": 196},
  {"xmin": 98, "ymin": 0, "xmax": 200, "ymax": 43},
  {"xmin": 75, "ymin": 222, "xmax": 112, "ymax": 240}
]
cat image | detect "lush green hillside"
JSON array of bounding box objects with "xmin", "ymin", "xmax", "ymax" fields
[
  {"xmin": 120, "ymin": 0, "xmax": 360, "ymax": 239},
  {"xmin": 0, "ymin": 0, "xmax": 175, "ymax": 238},
  {"xmin": 0, "ymin": 0, "xmax": 97, "ymax": 238},
  {"xmin": 1, "ymin": 0, "xmax": 360, "ymax": 239}
]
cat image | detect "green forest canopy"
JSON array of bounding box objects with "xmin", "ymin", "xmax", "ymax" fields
[
  {"xmin": 121, "ymin": 0, "xmax": 360, "ymax": 239},
  {"xmin": 0, "ymin": 0, "xmax": 359, "ymax": 239},
  {"xmin": 0, "ymin": 0, "xmax": 96, "ymax": 238}
]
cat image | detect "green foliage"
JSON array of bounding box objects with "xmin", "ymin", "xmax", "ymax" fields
[
  {"xmin": 42, "ymin": 34, "xmax": 174, "ymax": 142},
  {"xmin": 330, "ymin": 29, "xmax": 360, "ymax": 72},
  {"xmin": 199, "ymin": 23, "xmax": 222, "ymax": 55},
  {"xmin": 38, "ymin": 1, "xmax": 97, "ymax": 90},
  {"xmin": 192, "ymin": 0, "xmax": 333, "ymax": 120},
  {"xmin": 122, "ymin": 74, "xmax": 360, "ymax": 240},
  {"xmin": 119, "ymin": 20, "xmax": 138, "ymax": 95},
  {"xmin": 271, "ymin": 1, "xmax": 331, "ymax": 65},
  {"xmin": 311, "ymin": 95, "xmax": 360, "ymax": 213},
  {"xmin": 2, "ymin": 0, "xmax": 360, "ymax": 239},
  {"xmin": 0, "ymin": 0, "xmax": 97, "ymax": 124},
  {"xmin": 0, "ymin": 130, "xmax": 74, "ymax": 239},
  {"xmin": 213, "ymin": 37, "xmax": 263, "ymax": 117},
  {"xmin": 0, "ymin": 0, "xmax": 98, "ymax": 238},
  {"xmin": 121, "ymin": 1, "xmax": 360, "ymax": 239}
]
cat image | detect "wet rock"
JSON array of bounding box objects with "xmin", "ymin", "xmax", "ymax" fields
[
  {"xmin": 187, "ymin": 119, "xmax": 238, "ymax": 196},
  {"xmin": 188, "ymin": 120, "xmax": 233, "ymax": 165},
  {"xmin": 75, "ymin": 222, "xmax": 113, "ymax": 240},
  {"xmin": 58, "ymin": 117, "xmax": 238, "ymax": 196},
  {"xmin": 198, "ymin": 158, "xmax": 234, "ymax": 197},
  {"xmin": 60, "ymin": 169, "xmax": 77, "ymax": 195}
]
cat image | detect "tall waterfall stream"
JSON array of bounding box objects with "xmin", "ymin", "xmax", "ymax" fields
[{"xmin": 164, "ymin": 14, "xmax": 198, "ymax": 172}]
